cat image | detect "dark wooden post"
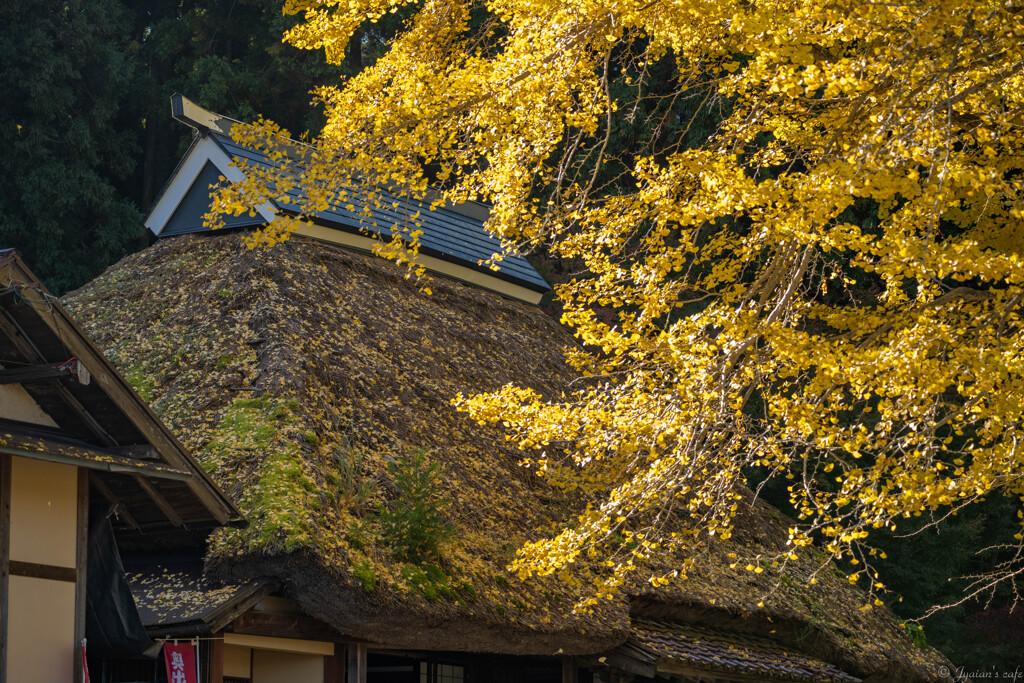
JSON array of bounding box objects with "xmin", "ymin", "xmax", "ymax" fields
[
  {"xmin": 209, "ymin": 632, "xmax": 224, "ymax": 683},
  {"xmin": 324, "ymin": 642, "xmax": 345, "ymax": 683},
  {"xmin": 562, "ymin": 657, "xmax": 577, "ymax": 683},
  {"xmin": 0, "ymin": 454, "xmax": 11, "ymax": 683}
]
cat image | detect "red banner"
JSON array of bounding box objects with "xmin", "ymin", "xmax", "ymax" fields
[
  {"xmin": 81, "ymin": 639, "xmax": 90, "ymax": 683},
  {"xmin": 163, "ymin": 642, "xmax": 199, "ymax": 683}
]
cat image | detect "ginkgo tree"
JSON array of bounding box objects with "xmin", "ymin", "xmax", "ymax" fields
[{"xmin": 209, "ymin": 0, "xmax": 1024, "ymax": 606}]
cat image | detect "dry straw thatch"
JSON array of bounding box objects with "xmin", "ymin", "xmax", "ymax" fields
[{"xmin": 65, "ymin": 233, "xmax": 949, "ymax": 680}]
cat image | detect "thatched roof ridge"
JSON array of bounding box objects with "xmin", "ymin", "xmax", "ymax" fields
[{"xmin": 64, "ymin": 233, "xmax": 949, "ymax": 679}]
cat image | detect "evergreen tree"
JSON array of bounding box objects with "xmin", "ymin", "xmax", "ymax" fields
[
  {"xmin": 123, "ymin": 0, "xmax": 382, "ymax": 212},
  {"xmin": 0, "ymin": 0, "xmax": 143, "ymax": 293},
  {"xmin": 0, "ymin": 0, "xmax": 389, "ymax": 291}
]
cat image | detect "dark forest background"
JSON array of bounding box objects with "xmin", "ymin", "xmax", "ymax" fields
[
  {"xmin": 0, "ymin": 0, "xmax": 1019, "ymax": 669},
  {"xmin": 0, "ymin": 0, "xmax": 403, "ymax": 293}
]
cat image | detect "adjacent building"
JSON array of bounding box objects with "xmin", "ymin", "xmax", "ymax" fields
[{"xmin": 0, "ymin": 249, "xmax": 242, "ymax": 682}]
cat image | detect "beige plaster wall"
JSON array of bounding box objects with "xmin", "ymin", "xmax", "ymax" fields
[
  {"xmin": 9, "ymin": 456, "xmax": 78, "ymax": 567},
  {"xmin": 225, "ymin": 644, "xmax": 252, "ymax": 678},
  {"xmin": 0, "ymin": 384, "xmax": 59, "ymax": 428},
  {"xmin": 253, "ymin": 649, "xmax": 324, "ymax": 683},
  {"xmin": 7, "ymin": 575, "xmax": 76, "ymax": 682}
]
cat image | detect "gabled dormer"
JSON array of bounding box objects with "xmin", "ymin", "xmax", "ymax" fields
[{"xmin": 144, "ymin": 95, "xmax": 550, "ymax": 305}]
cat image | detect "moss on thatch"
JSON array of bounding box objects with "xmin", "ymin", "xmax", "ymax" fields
[{"xmin": 65, "ymin": 233, "xmax": 950, "ymax": 678}]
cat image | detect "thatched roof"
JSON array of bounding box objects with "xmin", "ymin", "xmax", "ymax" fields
[{"xmin": 64, "ymin": 233, "xmax": 950, "ymax": 680}]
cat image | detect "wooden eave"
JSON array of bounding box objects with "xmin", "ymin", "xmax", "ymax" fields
[
  {"xmin": 0, "ymin": 251, "xmax": 243, "ymax": 532},
  {"xmin": 0, "ymin": 427, "xmax": 191, "ymax": 479},
  {"xmin": 143, "ymin": 581, "xmax": 278, "ymax": 639}
]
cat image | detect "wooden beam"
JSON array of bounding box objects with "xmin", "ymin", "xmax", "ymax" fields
[
  {"xmin": 0, "ymin": 454, "xmax": 11, "ymax": 683},
  {"xmin": 88, "ymin": 474, "xmax": 139, "ymax": 531},
  {"xmin": 562, "ymin": 657, "xmax": 578, "ymax": 683},
  {"xmin": 205, "ymin": 582, "xmax": 277, "ymax": 634},
  {"xmin": 0, "ymin": 252, "xmax": 240, "ymax": 530},
  {"xmin": 346, "ymin": 643, "xmax": 367, "ymax": 683},
  {"xmin": 7, "ymin": 560, "xmax": 76, "ymax": 583},
  {"xmin": 114, "ymin": 444, "xmax": 159, "ymax": 460},
  {"xmin": 51, "ymin": 384, "xmax": 119, "ymax": 448},
  {"xmin": 132, "ymin": 476, "xmax": 184, "ymax": 528},
  {"xmin": 0, "ymin": 365, "xmax": 72, "ymax": 384},
  {"xmin": 0, "ymin": 435, "xmax": 192, "ymax": 481},
  {"xmin": 293, "ymin": 224, "xmax": 546, "ymax": 305},
  {"xmin": 171, "ymin": 94, "xmax": 234, "ymax": 136},
  {"xmin": 0, "ymin": 309, "xmax": 43, "ymax": 362},
  {"xmin": 74, "ymin": 468, "xmax": 88, "ymax": 683},
  {"xmin": 657, "ymin": 660, "xmax": 772, "ymax": 683},
  {"xmin": 230, "ymin": 610, "xmax": 341, "ymax": 642},
  {"xmin": 25, "ymin": 303, "xmax": 238, "ymax": 525},
  {"xmin": 223, "ymin": 633, "xmax": 334, "ymax": 656},
  {"xmin": 579, "ymin": 652, "xmax": 656, "ymax": 679}
]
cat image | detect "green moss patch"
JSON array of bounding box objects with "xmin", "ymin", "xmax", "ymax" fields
[
  {"xmin": 249, "ymin": 445, "xmax": 315, "ymax": 551},
  {"xmin": 123, "ymin": 362, "xmax": 157, "ymax": 403},
  {"xmin": 203, "ymin": 396, "xmax": 288, "ymax": 472}
]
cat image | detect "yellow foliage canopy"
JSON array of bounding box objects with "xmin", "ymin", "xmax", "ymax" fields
[{"xmin": 210, "ymin": 0, "xmax": 1024, "ymax": 605}]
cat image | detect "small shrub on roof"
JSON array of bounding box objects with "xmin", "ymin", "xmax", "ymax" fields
[{"xmin": 375, "ymin": 448, "xmax": 453, "ymax": 563}]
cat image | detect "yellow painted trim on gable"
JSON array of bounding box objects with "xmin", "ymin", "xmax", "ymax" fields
[
  {"xmin": 223, "ymin": 633, "xmax": 335, "ymax": 656},
  {"xmin": 293, "ymin": 223, "xmax": 545, "ymax": 306}
]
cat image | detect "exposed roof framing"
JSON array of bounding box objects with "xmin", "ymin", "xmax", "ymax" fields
[
  {"xmin": 0, "ymin": 250, "xmax": 243, "ymax": 537},
  {"xmin": 0, "ymin": 363, "xmax": 74, "ymax": 384}
]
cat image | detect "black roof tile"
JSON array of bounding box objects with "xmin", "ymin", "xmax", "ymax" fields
[{"xmin": 630, "ymin": 619, "xmax": 860, "ymax": 683}]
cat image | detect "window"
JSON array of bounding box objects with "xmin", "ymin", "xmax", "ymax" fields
[{"xmin": 421, "ymin": 661, "xmax": 466, "ymax": 683}]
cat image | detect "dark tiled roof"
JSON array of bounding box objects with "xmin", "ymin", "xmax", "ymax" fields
[
  {"xmin": 212, "ymin": 134, "xmax": 549, "ymax": 292},
  {"xmin": 630, "ymin": 619, "xmax": 860, "ymax": 683},
  {"xmin": 127, "ymin": 561, "xmax": 269, "ymax": 631}
]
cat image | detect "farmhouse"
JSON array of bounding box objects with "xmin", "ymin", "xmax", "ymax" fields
[{"xmin": 62, "ymin": 98, "xmax": 952, "ymax": 682}]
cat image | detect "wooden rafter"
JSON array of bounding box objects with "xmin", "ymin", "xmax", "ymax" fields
[
  {"xmin": 132, "ymin": 475, "xmax": 185, "ymax": 528},
  {"xmin": 0, "ymin": 251, "xmax": 242, "ymax": 528},
  {"xmin": 0, "ymin": 429, "xmax": 191, "ymax": 481},
  {"xmin": 26, "ymin": 300, "xmax": 237, "ymax": 525},
  {"xmin": 0, "ymin": 311, "xmax": 118, "ymax": 448}
]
